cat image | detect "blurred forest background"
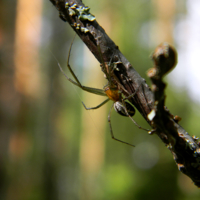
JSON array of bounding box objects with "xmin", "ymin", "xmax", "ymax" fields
[{"xmin": 1, "ymin": 0, "xmax": 200, "ymax": 199}]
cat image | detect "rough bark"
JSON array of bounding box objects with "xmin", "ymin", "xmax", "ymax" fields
[{"xmin": 49, "ymin": 0, "xmax": 200, "ymax": 187}]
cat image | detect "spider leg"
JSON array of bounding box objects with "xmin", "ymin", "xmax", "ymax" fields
[
  {"xmin": 58, "ymin": 35, "xmax": 106, "ymax": 97},
  {"xmin": 66, "ymin": 34, "xmax": 82, "ymax": 86},
  {"xmin": 121, "ymin": 99, "xmax": 150, "ymax": 132},
  {"xmin": 120, "ymin": 84, "xmax": 150, "ymax": 131},
  {"xmin": 82, "ymin": 98, "xmax": 110, "ymax": 110},
  {"xmin": 97, "ymin": 45, "xmax": 113, "ymax": 83},
  {"xmin": 123, "ymin": 82, "xmax": 141, "ymax": 101},
  {"xmin": 127, "ymin": 114, "xmax": 150, "ymax": 131},
  {"xmin": 108, "ymin": 103, "xmax": 135, "ymax": 147},
  {"xmin": 58, "ymin": 63, "xmax": 106, "ymax": 96}
]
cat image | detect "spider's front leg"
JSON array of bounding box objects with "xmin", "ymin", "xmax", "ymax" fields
[{"xmin": 58, "ymin": 35, "xmax": 107, "ymax": 98}]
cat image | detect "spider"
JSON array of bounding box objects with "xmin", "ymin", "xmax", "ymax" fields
[{"xmin": 58, "ymin": 37, "xmax": 149, "ymax": 147}]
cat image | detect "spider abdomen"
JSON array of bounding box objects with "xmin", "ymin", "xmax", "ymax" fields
[{"xmin": 114, "ymin": 101, "xmax": 135, "ymax": 117}]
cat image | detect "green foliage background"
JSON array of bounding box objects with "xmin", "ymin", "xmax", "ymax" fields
[{"xmin": 1, "ymin": 0, "xmax": 200, "ymax": 199}]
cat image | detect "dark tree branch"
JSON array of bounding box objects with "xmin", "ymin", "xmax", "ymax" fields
[{"xmin": 50, "ymin": 0, "xmax": 200, "ymax": 187}]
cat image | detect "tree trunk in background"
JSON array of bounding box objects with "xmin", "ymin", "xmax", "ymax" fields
[
  {"xmin": 80, "ymin": 46, "xmax": 107, "ymax": 200},
  {"xmin": 0, "ymin": 1, "xmax": 17, "ymax": 199},
  {"xmin": 6, "ymin": 0, "xmax": 43, "ymax": 199},
  {"xmin": 151, "ymin": 0, "xmax": 176, "ymax": 45}
]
